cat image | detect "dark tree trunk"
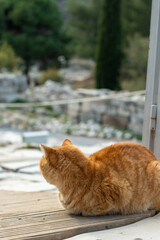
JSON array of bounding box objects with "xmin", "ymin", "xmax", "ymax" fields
[{"xmin": 95, "ymin": 0, "xmax": 122, "ymax": 90}]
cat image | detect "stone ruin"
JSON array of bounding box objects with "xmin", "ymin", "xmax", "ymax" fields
[{"xmin": 0, "ymin": 73, "xmax": 27, "ymax": 102}]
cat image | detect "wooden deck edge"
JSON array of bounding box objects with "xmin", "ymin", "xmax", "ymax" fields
[{"xmin": 14, "ymin": 210, "xmax": 156, "ymax": 240}]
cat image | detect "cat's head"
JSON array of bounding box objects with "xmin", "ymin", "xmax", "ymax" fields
[{"xmin": 40, "ymin": 139, "xmax": 87, "ymax": 187}]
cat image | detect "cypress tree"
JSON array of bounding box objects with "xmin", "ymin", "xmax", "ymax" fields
[{"xmin": 95, "ymin": 0, "xmax": 122, "ymax": 90}]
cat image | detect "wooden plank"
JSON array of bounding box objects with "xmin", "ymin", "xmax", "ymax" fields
[
  {"xmin": 0, "ymin": 211, "xmax": 155, "ymax": 240},
  {"xmin": 0, "ymin": 191, "xmax": 155, "ymax": 240},
  {"xmin": 0, "ymin": 191, "xmax": 62, "ymax": 218},
  {"xmin": 142, "ymin": 0, "xmax": 160, "ymax": 158},
  {"xmin": 0, "ymin": 191, "xmax": 57, "ymax": 204}
]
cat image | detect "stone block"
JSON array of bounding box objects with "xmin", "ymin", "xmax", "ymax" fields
[
  {"xmin": 102, "ymin": 114, "xmax": 129, "ymax": 129},
  {"xmin": 0, "ymin": 73, "xmax": 27, "ymax": 102}
]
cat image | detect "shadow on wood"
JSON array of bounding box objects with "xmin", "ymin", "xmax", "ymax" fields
[{"xmin": 0, "ymin": 191, "xmax": 155, "ymax": 240}]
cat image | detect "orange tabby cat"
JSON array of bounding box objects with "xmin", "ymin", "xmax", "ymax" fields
[{"xmin": 40, "ymin": 139, "xmax": 160, "ymax": 216}]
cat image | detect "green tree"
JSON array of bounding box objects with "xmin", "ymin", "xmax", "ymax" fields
[
  {"xmin": 67, "ymin": 0, "xmax": 151, "ymax": 60},
  {"xmin": 0, "ymin": 42, "xmax": 20, "ymax": 72},
  {"xmin": 0, "ymin": 0, "xmax": 69, "ymax": 84},
  {"xmin": 95, "ymin": 0, "xmax": 122, "ymax": 90},
  {"xmin": 122, "ymin": 0, "xmax": 152, "ymax": 38},
  {"xmin": 67, "ymin": 0, "xmax": 102, "ymax": 58}
]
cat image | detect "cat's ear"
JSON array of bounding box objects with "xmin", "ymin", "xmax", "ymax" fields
[
  {"xmin": 62, "ymin": 139, "xmax": 72, "ymax": 146},
  {"xmin": 40, "ymin": 144, "xmax": 57, "ymax": 160}
]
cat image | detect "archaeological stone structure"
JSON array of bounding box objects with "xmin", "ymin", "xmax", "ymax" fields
[{"xmin": 0, "ymin": 73, "xmax": 27, "ymax": 102}]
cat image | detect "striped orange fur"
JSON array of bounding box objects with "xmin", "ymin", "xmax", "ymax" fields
[{"xmin": 40, "ymin": 139, "xmax": 160, "ymax": 216}]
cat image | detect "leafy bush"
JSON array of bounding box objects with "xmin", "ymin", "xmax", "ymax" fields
[
  {"xmin": 120, "ymin": 34, "xmax": 149, "ymax": 91},
  {"xmin": 39, "ymin": 68, "xmax": 63, "ymax": 85},
  {"xmin": 0, "ymin": 42, "xmax": 20, "ymax": 72}
]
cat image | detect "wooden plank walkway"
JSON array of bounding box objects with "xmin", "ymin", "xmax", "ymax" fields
[{"xmin": 0, "ymin": 191, "xmax": 155, "ymax": 240}]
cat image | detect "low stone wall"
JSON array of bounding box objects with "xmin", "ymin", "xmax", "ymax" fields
[
  {"xmin": 4, "ymin": 80, "xmax": 145, "ymax": 135},
  {"xmin": 24, "ymin": 81, "xmax": 145, "ymax": 134},
  {"xmin": 0, "ymin": 73, "xmax": 27, "ymax": 102},
  {"xmin": 67, "ymin": 91, "xmax": 145, "ymax": 134}
]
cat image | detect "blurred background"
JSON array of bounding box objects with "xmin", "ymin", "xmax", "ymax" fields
[{"xmin": 0, "ymin": 0, "xmax": 151, "ymax": 191}]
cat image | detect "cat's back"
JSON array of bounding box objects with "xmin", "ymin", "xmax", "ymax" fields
[
  {"xmin": 90, "ymin": 141, "xmax": 158, "ymax": 165},
  {"xmin": 88, "ymin": 142, "xmax": 160, "ymax": 213}
]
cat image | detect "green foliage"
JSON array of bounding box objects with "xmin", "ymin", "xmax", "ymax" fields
[
  {"xmin": 121, "ymin": 77, "xmax": 146, "ymax": 91},
  {"xmin": 40, "ymin": 68, "xmax": 63, "ymax": 85},
  {"xmin": 23, "ymin": 143, "xmax": 40, "ymax": 150},
  {"xmin": 95, "ymin": 0, "xmax": 122, "ymax": 90},
  {"xmin": 27, "ymin": 113, "xmax": 38, "ymax": 119},
  {"xmin": 67, "ymin": 0, "xmax": 151, "ymax": 59},
  {"xmin": 0, "ymin": 42, "xmax": 20, "ymax": 72},
  {"xmin": 10, "ymin": 99, "xmax": 29, "ymax": 103},
  {"xmin": 0, "ymin": 0, "xmax": 69, "ymax": 80},
  {"xmin": 121, "ymin": 34, "xmax": 149, "ymax": 91},
  {"xmin": 43, "ymin": 105, "xmax": 53, "ymax": 111},
  {"xmin": 120, "ymin": 0, "xmax": 151, "ymax": 91},
  {"xmin": 65, "ymin": 128, "xmax": 72, "ymax": 135},
  {"xmin": 122, "ymin": 0, "xmax": 152, "ymax": 37},
  {"xmin": 0, "ymin": 115, "xmax": 3, "ymax": 125},
  {"xmin": 67, "ymin": 0, "xmax": 151, "ymax": 91},
  {"xmin": 6, "ymin": 99, "xmax": 29, "ymax": 110},
  {"xmin": 24, "ymin": 143, "xmax": 31, "ymax": 149},
  {"xmin": 46, "ymin": 110, "xmax": 59, "ymax": 118},
  {"xmin": 67, "ymin": 0, "xmax": 102, "ymax": 58}
]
